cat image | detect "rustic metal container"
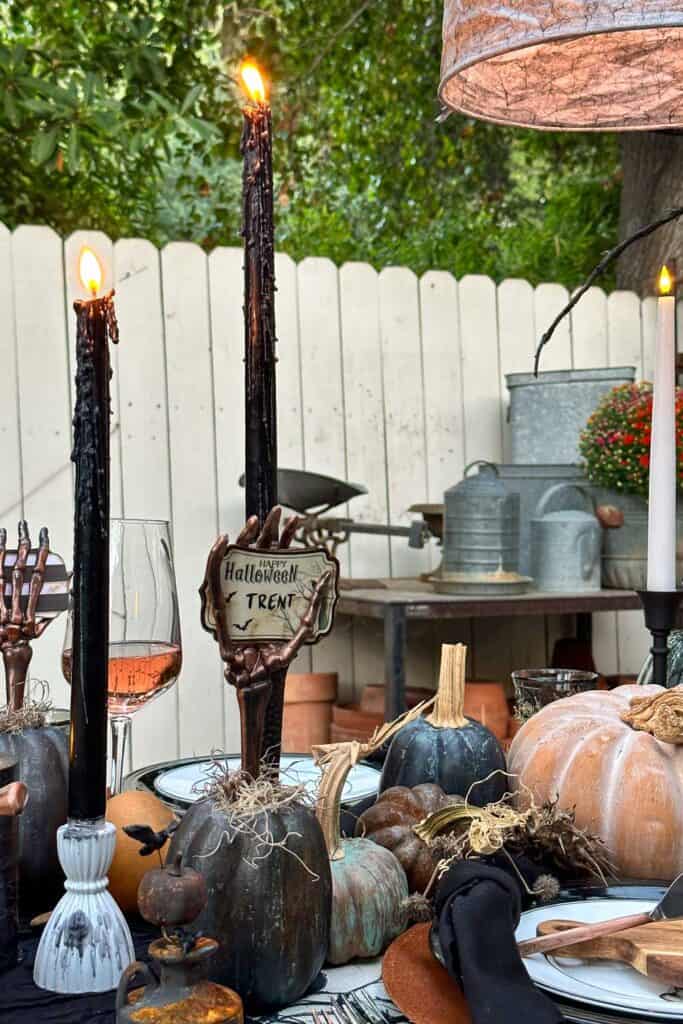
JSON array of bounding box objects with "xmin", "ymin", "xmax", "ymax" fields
[
  {"xmin": 530, "ymin": 484, "xmax": 601, "ymax": 593},
  {"xmin": 506, "ymin": 367, "xmax": 635, "ymax": 465},
  {"xmin": 444, "ymin": 461, "xmax": 519, "ymax": 574},
  {"xmin": 497, "ymin": 464, "xmax": 587, "ymax": 576},
  {"xmin": 588, "ymin": 487, "xmax": 683, "ymax": 589},
  {"xmin": 117, "ymin": 937, "xmax": 243, "ymax": 1023}
]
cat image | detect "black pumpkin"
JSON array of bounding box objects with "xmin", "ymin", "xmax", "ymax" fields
[
  {"xmin": 168, "ymin": 793, "xmax": 332, "ymax": 1012},
  {"xmin": 0, "ymin": 723, "xmax": 68, "ymax": 914},
  {"xmin": 380, "ymin": 644, "xmax": 506, "ymax": 805}
]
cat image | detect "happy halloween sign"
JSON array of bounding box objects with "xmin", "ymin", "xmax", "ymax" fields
[{"xmin": 201, "ymin": 546, "xmax": 339, "ymax": 644}]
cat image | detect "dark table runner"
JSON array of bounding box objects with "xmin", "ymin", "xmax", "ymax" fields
[{"xmin": 0, "ymin": 920, "xmax": 156, "ymax": 1023}]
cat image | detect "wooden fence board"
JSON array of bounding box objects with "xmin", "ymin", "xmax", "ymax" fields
[
  {"xmin": 459, "ymin": 275, "xmax": 502, "ymax": 464},
  {"xmin": 497, "ymin": 278, "xmax": 535, "ymax": 463},
  {"xmin": 0, "ymin": 224, "xmax": 23, "ymax": 527},
  {"xmin": 114, "ymin": 238, "xmax": 178, "ymax": 765},
  {"xmin": 11, "ymin": 226, "xmax": 72, "ymax": 707},
  {"xmin": 161, "ymin": 242, "xmax": 223, "ymax": 756},
  {"xmin": 571, "ymin": 287, "xmax": 608, "ymax": 370},
  {"xmin": 535, "ymin": 283, "xmax": 572, "ymax": 371},
  {"xmin": 297, "ymin": 258, "xmax": 352, "ymax": 687}
]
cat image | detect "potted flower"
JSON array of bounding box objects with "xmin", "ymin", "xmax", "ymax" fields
[{"xmin": 579, "ymin": 381, "xmax": 683, "ymax": 588}]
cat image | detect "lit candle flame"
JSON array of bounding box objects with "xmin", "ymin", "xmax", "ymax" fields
[
  {"xmin": 240, "ymin": 60, "xmax": 267, "ymax": 104},
  {"xmin": 659, "ymin": 264, "xmax": 674, "ymax": 296},
  {"xmin": 79, "ymin": 246, "xmax": 103, "ymax": 297}
]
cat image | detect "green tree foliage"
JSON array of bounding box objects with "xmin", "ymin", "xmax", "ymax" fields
[{"xmin": 0, "ymin": 0, "xmax": 621, "ymax": 286}]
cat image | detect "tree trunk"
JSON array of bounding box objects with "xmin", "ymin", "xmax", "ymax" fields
[{"xmin": 617, "ymin": 132, "xmax": 683, "ymax": 296}]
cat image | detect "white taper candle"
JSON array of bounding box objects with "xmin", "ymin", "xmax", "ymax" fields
[{"xmin": 647, "ymin": 265, "xmax": 677, "ymax": 591}]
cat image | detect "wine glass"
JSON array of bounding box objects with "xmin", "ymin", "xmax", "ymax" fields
[{"xmin": 62, "ymin": 518, "xmax": 182, "ymax": 795}]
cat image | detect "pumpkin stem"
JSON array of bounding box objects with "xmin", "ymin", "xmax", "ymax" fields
[
  {"xmin": 312, "ymin": 698, "xmax": 434, "ymax": 861},
  {"xmin": 426, "ymin": 643, "xmax": 468, "ymax": 729},
  {"xmin": 621, "ymin": 686, "xmax": 683, "ymax": 744}
]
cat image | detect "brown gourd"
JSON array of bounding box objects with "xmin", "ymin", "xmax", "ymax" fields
[
  {"xmin": 508, "ymin": 684, "xmax": 683, "ymax": 881},
  {"xmin": 356, "ymin": 783, "xmax": 455, "ymax": 893},
  {"xmin": 313, "ymin": 702, "xmax": 433, "ymax": 965}
]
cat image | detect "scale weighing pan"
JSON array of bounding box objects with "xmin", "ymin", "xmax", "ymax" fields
[{"xmin": 238, "ymin": 467, "xmax": 367, "ymax": 515}]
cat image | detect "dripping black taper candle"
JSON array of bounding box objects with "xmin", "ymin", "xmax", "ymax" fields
[
  {"xmin": 240, "ymin": 61, "xmax": 277, "ymax": 527},
  {"xmin": 68, "ymin": 252, "xmax": 119, "ymax": 823}
]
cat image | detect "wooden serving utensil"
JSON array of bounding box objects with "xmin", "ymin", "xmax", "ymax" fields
[
  {"xmin": 535, "ymin": 918, "xmax": 683, "ymax": 987},
  {"xmin": 518, "ymin": 873, "xmax": 683, "ymax": 959}
]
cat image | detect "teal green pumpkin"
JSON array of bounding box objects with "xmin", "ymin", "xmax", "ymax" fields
[
  {"xmin": 325, "ymin": 836, "xmax": 407, "ymax": 965},
  {"xmin": 313, "ymin": 708, "xmax": 428, "ymax": 965}
]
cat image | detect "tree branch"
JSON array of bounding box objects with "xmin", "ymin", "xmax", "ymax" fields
[{"xmin": 534, "ymin": 205, "xmax": 683, "ymax": 374}]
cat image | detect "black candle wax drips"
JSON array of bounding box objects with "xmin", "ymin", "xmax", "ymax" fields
[
  {"xmin": 72, "ymin": 296, "xmax": 118, "ymax": 536},
  {"xmin": 68, "ymin": 292, "xmax": 117, "ymax": 823},
  {"xmin": 241, "ymin": 103, "xmax": 278, "ymax": 529}
]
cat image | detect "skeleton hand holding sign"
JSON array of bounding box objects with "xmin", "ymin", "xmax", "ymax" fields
[
  {"xmin": 201, "ymin": 507, "xmax": 333, "ymax": 779},
  {"xmin": 0, "ymin": 522, "xmax": 55, "ymax": 710}
]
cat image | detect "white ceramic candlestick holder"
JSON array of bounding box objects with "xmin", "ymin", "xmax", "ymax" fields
[{"xmin": 33, "ymin": 819, "xmax": 134, "ymax": 993}]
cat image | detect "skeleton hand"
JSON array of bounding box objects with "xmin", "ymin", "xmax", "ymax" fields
[
  {"xmin": 0, "ymin": 522, "xmax": 53, "ymax": 709},
  {"xmin": 202, "ymin": 507, "xmax": 333, "ymax": 776}
]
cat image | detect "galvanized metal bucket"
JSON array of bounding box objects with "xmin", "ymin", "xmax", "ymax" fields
[
  {"xmin": 588, "ymin": 487, "xmax": 683, "ymax": 589},
  {"xmin": 497, "ymin": 464, "xmax": 587, "ymax": 575},
  {"xmin": 506, "ymin": 367, "xmax": 635, "ymax": 465}
]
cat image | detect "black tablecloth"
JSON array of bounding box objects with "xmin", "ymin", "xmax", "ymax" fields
[{"xmin": 0, "ymin": 919, "xmax": 156, "ymax": 1023}]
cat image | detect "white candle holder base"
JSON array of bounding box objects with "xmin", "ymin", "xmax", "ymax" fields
[{"xmin": 33, "ymin": 819, "xmax": 134, "ymax": 994}]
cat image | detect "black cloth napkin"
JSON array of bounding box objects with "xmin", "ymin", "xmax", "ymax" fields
[{"xmin": 435, "ymin": 860, "xmax": 566, "ymax": 1024}]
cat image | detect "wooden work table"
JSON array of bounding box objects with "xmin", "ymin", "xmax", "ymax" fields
[{"xmin": 337, "ymin": 580, "xmax": 644, "ymax": 719}]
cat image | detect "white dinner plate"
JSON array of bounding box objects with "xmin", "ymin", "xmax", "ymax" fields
[
  {"xmin": 517, "ymin": 898, "xmax": 683, "ymax": 1020},
  {"xmin": 154, "ymin": 754, "xmax": 381, "ymax": 807}
]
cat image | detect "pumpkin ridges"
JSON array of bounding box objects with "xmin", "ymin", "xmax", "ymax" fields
[
  {"xmin": 510, "ymin": 683, "xmax": 683, "ymax": 881},
  {"xmin": 169, "ymin": 795, "xmax": 331, "ymax": 1010}
]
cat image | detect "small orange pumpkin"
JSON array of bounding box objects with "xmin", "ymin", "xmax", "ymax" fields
[
  {"xmin": 107, "ymin": 791, "xmax": 175, "ymax": 912},
  {"xmin": 508, "ymin": 684, "xmax": 683, "ymax": 881}
]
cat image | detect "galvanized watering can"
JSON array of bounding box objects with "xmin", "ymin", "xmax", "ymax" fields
[{"xmin": 530, "ymin": 484, "xmax": 601, "ymax": 592}]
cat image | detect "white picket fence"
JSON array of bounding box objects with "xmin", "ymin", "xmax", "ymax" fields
[{"xmin": 0, "ymin": 223, "xmax": 656, "ymax": 769}]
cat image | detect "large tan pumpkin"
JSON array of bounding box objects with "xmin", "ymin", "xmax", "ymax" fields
[{"xmin": 508, "ymin": 684, "xmax": 683, "ymax": 881}]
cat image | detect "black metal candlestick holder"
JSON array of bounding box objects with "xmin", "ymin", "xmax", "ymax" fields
[{"xmin": 637, "ymin": 590, "xmax": 683, "ymax": 686}]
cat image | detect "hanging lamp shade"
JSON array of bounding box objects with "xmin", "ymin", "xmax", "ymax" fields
[{"xmin": 440, "ymin": 1, "xmax": 683, "ymax": 130}]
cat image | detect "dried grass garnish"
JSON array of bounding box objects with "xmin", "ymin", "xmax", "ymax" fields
[
  {"xmin": 0, "ymin": 681, "xmax": 51, "ymax": 733},
  {"xmin": 416, "ymin": 780, "xmax": 614, "ymax": 887},
  {"xmin": 194, "ymin": 756, "xmax": 319, "ymax": 876}
]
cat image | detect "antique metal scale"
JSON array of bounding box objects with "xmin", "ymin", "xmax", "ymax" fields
[{"xmin": 239, "ymin": 468, "xmax": 440, "ymax": 554}]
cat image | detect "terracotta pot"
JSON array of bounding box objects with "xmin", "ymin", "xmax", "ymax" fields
[
  {"xmin": 282, "ymin": 673, "xmax": 337, "ymax": 753},
  {"xmin": 463, "ymin": 681, "xmax": 510, "ymax": 741},
  {"xmin": 360, "ymin": 685, "xmax": 432, "ymax": 716},
  {"xmin": 330, "ymin": 704, "xmax": 383, "ymax": 744}
]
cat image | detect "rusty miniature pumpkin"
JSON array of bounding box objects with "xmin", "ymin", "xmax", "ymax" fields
[
  {"xmin": 356, "ymin": 784, "xmax": 455, "ymax": 893},
  {"xmin": 508, "ymin": 684, "xmax": 683, "ymax": 881},
  {"xmin": 138, "ymin": 853, "xmax": 207, "ymax": 930}
]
